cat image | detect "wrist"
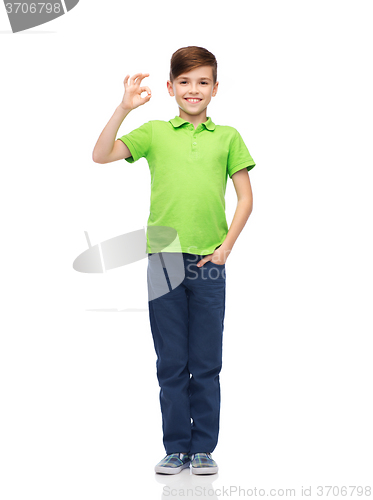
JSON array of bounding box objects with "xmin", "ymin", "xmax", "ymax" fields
[
  {"xmin": 117, "ymin": 104, "xmax": 132, "ymax": 115},
  {"xmin": 219, "ymin": 242, "xmax": 233, "ymax": 257}
]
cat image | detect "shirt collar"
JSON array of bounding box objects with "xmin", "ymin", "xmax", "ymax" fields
[{"xmin": 169, "ymin": 115, "xmax": 216, "ymax": 131}]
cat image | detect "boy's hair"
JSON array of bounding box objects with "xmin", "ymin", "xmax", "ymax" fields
[{"xmin": 169, "ymin": 46, "xmax": 218, "ymax": 85}]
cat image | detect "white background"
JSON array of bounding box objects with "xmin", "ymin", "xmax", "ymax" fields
[{"xmin": 1, "ymin": 0, "xmax": 372, "ymax": 498}]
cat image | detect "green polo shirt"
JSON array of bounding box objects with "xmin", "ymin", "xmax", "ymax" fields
[{"xmin": 117, "ymin": 116, "xmax": 255, "ymax": 255}]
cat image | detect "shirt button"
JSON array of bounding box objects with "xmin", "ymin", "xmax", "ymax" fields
[{"xmin": 193, "ymin": 142, "xmax": 197, "ymax": 145}]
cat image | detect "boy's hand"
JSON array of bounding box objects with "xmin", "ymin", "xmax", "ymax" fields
[
  {"xmin": 197, "ymin": 246, "xmax": 231, "ymax": 267},
  {"xmin": 120, "ymin": 73, "xmax": 152, "ymax": 111}
]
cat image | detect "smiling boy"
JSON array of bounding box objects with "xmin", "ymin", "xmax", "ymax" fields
[
  {"xmin": 170, "ymin": 67, "xmax": 215, "ymax": 128},
  {"xmin": 93, "ymin": 46, "xmax": 256, "ymax": 475}
]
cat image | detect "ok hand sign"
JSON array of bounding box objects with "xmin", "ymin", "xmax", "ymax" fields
[{"xmin": 120, "ymin": 73, "xmax": 152, "ymax": 111}]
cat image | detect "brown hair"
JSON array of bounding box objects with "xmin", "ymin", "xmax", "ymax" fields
[{"xmin": 169, "ymin": 46, "xmax": 218, "ymax": 85}]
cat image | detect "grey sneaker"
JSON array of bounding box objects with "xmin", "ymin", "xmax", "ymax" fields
[
  {"xmin": 154, "ymin": 452, "xmax": 191, "ymax": 474},
  {"xmin": 191, "ymin": 452, "xmax": 218, "ymax": 474}
]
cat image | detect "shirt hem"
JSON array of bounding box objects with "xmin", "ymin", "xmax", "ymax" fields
[
  {"xmin": 229, "ymin": 161, "xmax": 256, "ymax": 178},
  {"xmin": 147, "ymin": 242, "xmax": 226, "ymax": 256},
  {"xmin": 118, "ymin": 137, "xmax": 138, "ymax": 162}
]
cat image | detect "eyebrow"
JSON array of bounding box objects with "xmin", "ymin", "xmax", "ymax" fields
[{"xmin": 177, "ymin": 76, "xmax": 212, "ymax": 81}]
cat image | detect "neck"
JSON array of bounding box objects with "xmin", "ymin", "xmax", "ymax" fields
[{"xmin": 179, "ymin": 108, "xmax": 208, "ymax": 129}]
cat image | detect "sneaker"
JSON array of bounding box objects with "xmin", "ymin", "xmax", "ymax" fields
[
  {"xmin": 190, "ymin": 452, "xmax": 218, "ymax": 475},
  {"xmin": 154, "ymin": 452, "xmax": 191, "ymax": 474}
]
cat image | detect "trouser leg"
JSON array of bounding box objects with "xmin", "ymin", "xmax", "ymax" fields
[
  {"xmin": 147, "ymin": 253, "xmax": 191, "ymax": 454},
  {"xmin": 184, "ymin": 254, "xmax": 226, "ymax": 454}
]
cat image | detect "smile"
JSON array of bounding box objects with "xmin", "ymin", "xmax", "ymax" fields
[{"xmin": 184, "ymin": 98, "xmax": 202, "ymax": 103}]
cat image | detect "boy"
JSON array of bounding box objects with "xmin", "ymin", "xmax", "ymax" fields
[{"xmin": 92, "ymin": 46, "xmax": 255, "ymax": 475}]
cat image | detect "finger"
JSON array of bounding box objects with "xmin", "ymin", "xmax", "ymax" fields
[
  {"xmin": 136, "ymin": 73, "xmax": 150, "ymax": 85},
  {"xmin": 130, "ymin": 73, "xmax": 142, "ymax": 86},
  {"xmin": 197, "ymin": 258, "xmax": 207, "ymax": 267},
  {"xmin": 139, "ymin": 86, "xmax": 151, "ymax": 95},
  {"xmin": 123, "ymin": 74, "xmax": 130, "ymax": 88},
  {"xmin": 141, "ymin": 93, "xmax": 152, "ymax": 102}
]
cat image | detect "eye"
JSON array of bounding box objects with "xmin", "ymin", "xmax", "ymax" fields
[
  {"xmin": 201, "ymin": 82, "xmax": 208, "ymax": 85},
  {"xmin": 180, "ymin": 81, "xmax": 187, "ymax": 84}
]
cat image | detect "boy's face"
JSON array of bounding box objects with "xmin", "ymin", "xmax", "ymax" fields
[{"xmin": 167, "ymin": 66, "xmax": 218, "ymax": 119}]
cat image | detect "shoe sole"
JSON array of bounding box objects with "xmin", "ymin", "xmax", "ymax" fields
[
  {"xmin": 192, "ymin": 466, "xmax": 218, "ymax": 475},
  {"xmin": 155, "ymin": 462, "xmax": 191, "ymax": 474}
]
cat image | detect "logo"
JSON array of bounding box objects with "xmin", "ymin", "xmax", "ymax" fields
[
  {"xmin": 3, "ymin": 0, "xmax": 79, "ymax": 33},
  {"xmin": 73, "ymin": 226, "xmax": 186, "ymax": 302}
]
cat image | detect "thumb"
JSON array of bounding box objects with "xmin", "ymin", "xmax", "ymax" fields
[
  {"xmin": 141, "ymin": 86, "xmax": 152, "ymax": 101},
  {"xmin": 142, "ymin": 93, "xmax": 152, "ymax": 104},
  {"xmin": 197, "ymin": 257, "xmax": 209, "ymax": 267}
]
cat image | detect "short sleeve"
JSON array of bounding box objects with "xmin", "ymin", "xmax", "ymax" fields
[
  {"xmin": 117, "ymin": 121, "xmax": 153, "ymax": 163},
  {"xmin": 227, "ymin": 129, "xmax": 256, "ymax": 178}
]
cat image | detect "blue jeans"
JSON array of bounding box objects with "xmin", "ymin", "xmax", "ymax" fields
[{"xmin": 147, "ymin": 252, "xmax": 226, "ymax": 454}]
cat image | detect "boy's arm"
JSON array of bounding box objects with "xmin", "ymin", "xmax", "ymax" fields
[
  {"xmin": 197, "ymin": 168, "xmax": 253, "ymax": 267},
  {"xmin": 220, "ymin": 167, "xmax": 253, "ymax": 252},
  {"xmin": 92, "ymin": 73, "xmax": 151, "ymax": 164},
  {"xmin": 92, "ymin": 106, "xmax": 132, "ymax": 164}
]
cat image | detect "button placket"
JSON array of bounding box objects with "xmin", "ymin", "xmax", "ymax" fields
[{"xmin": 191, "ymin": 128, "xmax": 198, "ymax": 158}]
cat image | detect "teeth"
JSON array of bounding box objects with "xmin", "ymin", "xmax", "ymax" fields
[{"xmin": 186, "ymin": 98, "xmax": 201, "ymax": 102}]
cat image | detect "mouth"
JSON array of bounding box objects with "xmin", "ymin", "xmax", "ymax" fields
[{"xmin": 184, "ymin": 98, "xmax": 202, "ymax": 103}]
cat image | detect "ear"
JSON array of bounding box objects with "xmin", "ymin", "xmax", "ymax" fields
[
  {"xmin": 212, "ymin": 81, "xmax": 219, "ymax": 97},
  {"xmin": 167, "ymin": 80, "xmax": 174, "ymax": 96}
]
